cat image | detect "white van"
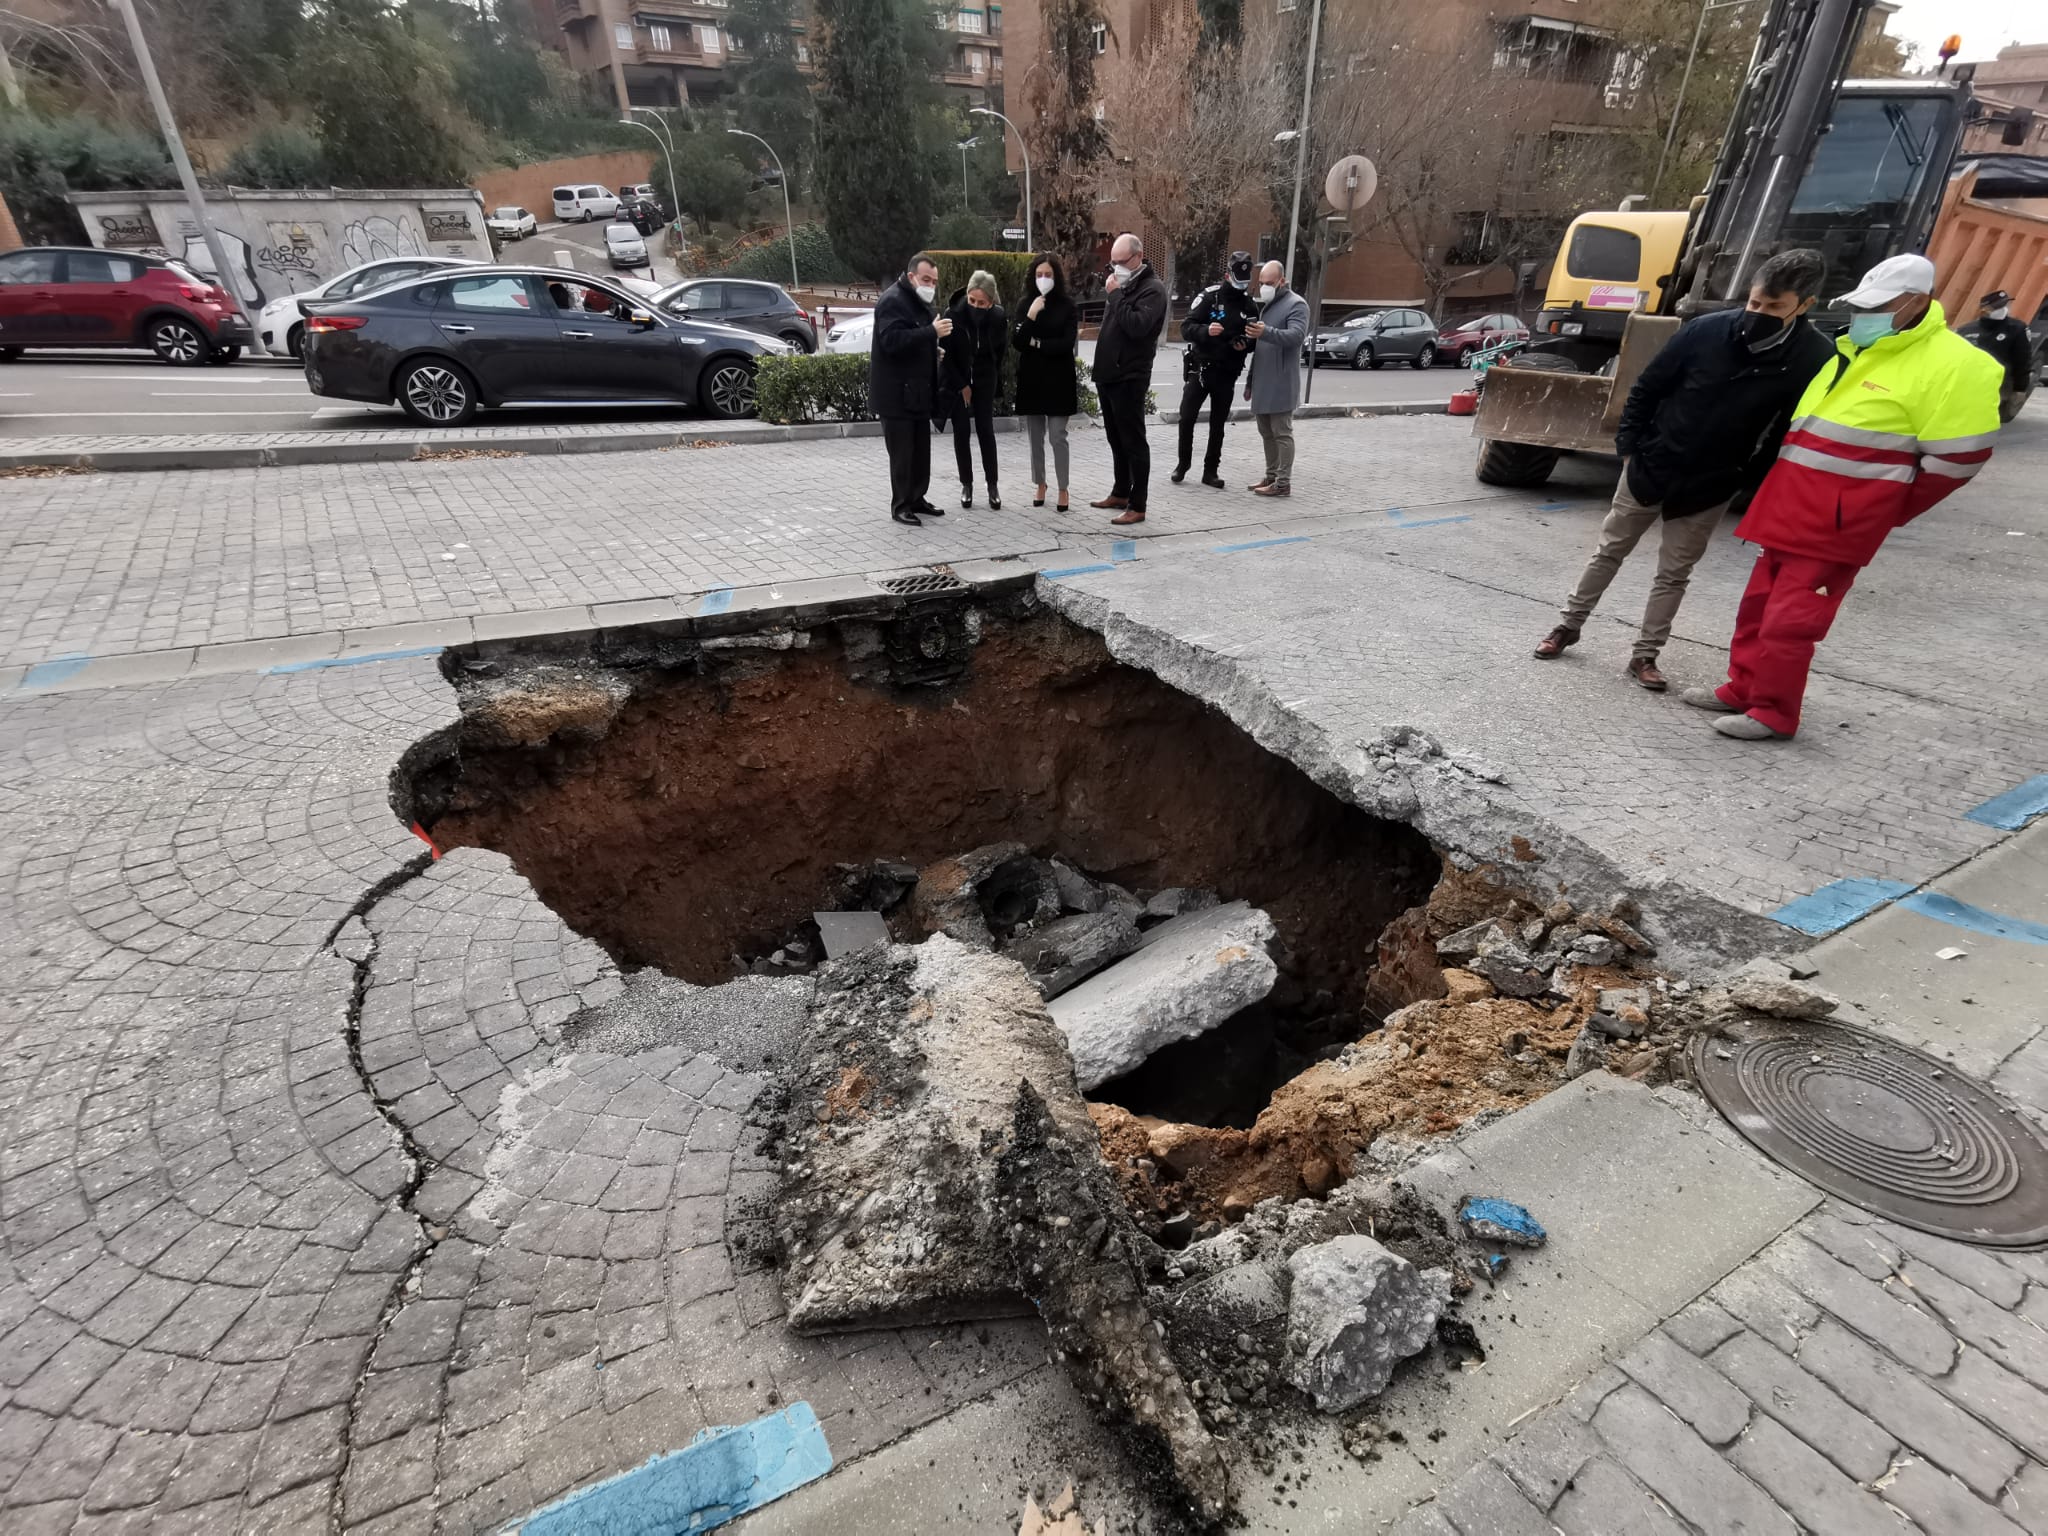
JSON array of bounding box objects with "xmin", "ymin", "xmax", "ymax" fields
[{"xmin": 552, "ymin": 184, "xmax": 622, "ymax": 223}]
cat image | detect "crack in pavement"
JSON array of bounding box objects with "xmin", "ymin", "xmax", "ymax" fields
[{"xmin": 325, "ymin": 849, "xmax": 436, "ymax": 1533}]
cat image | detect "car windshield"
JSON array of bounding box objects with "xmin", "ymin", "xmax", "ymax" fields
[
  {"xmin": 607, "ymin": 224, "xmax": 637, "ymax": 238},
  {"xmin": 493, "ymin": 208, "xmax": 521, "ymax": 219},
  {"xmin": 1342, "ymin": 313, "xmax": 1382, "ymax": 329}
]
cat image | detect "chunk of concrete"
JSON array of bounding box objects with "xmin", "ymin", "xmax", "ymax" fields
[
  {"xmin": 1141, "ymin": 887, "xmax": 1219, "ymax": 925},
  {"xmin": 1003, "ymin": 908, "xmax": 1143, "ymax": 1000},
  {"xmin": 775, "ymin": 938, "xmax": 1098, "ymax": 1331},
  {"xmin": 1469, "ymin": 939, "xmax": 1552, "ymax": 999},
  {"xmin": 1569, "ymin": 932, "xmax": 1621, "ymax": 967},
  {"xmin": 1050, "ymin": 858, "xmax": 1105, "ymax": 914},
  {"xmin": 1436, "ymin": 919, "xmax": 1513, "ymax": 964},
  {"xmin": 1728, "ymin": 976, "xmax": 1839, "ymax": 1020},
  {"xmin": 1050, "ymin": 901, "xmax": 1278, "ymax": 1091},
  {"xmin": 814, "ymin": 910, "xmax": 891, "ymax": 959},
  {"xmin": 1284, "ymin": 1236, "xmax": 1451, "ymax": 1411},
  {"xmin": 910, "ymin": 842, "xmax": 1060, "ymax": 947}
]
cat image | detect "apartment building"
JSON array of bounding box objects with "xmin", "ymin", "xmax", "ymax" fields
[{"xmin": 535, "ymin": 0, "xmax": 1001, "ymax": 113}]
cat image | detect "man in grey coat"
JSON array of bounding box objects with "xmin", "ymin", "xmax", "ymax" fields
[{"xmin": 1244, "ymin": 260, "xmax": 1308, "ymax": 496}]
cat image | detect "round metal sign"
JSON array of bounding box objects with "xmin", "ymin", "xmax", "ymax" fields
[
  {"xmin": 1324, "ymin": 155, "xmax": 1378, "ymax": 214},
  {"xmin": 1691, "ymin": 1016, "xmax": 2048, "ymax": 1248}
]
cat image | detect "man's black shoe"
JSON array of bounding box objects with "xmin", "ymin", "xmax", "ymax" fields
[
  {"xmin": 1201, "ymin": 472, "xmax": 1226, "ymax": 489},
  {"xmin": 918, "ymin": 501, "xmax": 946, "ymax": 517},
  {"xmin": 891, "ymin": 508, "xmax": 923, "ymax": 525},
  {"xmin": 1170, "ymin": 465, "xmax": 1188, "ymax": 483}
]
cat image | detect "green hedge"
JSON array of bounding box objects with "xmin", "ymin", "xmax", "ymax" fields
[
  {"xmin": 757, "ymin": 350, "xmax": 1110, "ymax": 426},
  {"xmin": 718, "ymin": 222, "xmax": 859, "ymax": 285},
  {"xmin": 924, "ymin": 249, "xmax": 1040, "ymax": 415}
]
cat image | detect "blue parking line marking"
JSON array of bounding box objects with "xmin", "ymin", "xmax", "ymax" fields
[
  {"xmin": 697, "ymin": 587, "xmax": 735, "ymax": 615},
  {"xmin": 1771, "ymin": 877, "xmax": 1914, "ymax": 935},
  {"xmin": 1897, "ymin": 892, "xmax": 2048, "ymax": 946},
  {"xmin": 1537, "ymin": 499, "xmax": 1572, "ymax": 511},
  {"xmin": 1040, "ymin": 562, "xmax": 1119, "ymax": 579},
  {"xmin": 1110, "ymin": 539, "xmax": 1138, "ymax": 562},
  {"xmin": 518, "ymin": 1403, "xmax": 832, "ymax": 1534},
  {"xmin": 1387, "ymin": 508, "xmax": 1475, "ymax": 530},
  {"xmin": 1965, "ymin": 774, "xmax": 2048, "ymax": 831},
  {"xmin": 20, "ymin": 653, "xmax": 92, "ymax": 689},
  {"xmin": 263, "ymin": 647, "xmax": 443, "ymax": 675},
  {"xmin": 1212, "ymin": 536, "xmax": 1310, "ymax": 554}
]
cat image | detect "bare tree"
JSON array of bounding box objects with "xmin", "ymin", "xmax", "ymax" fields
[
  {"xmin": 1104, "ymin": 10, "xmax": 1287, "ymax": 329},
  {"xmin": 1020, "ymin": 0, "xmax": 1113, "ymax": 282}
]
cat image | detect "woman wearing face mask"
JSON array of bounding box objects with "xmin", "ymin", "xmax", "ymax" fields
[
  {"xmin": 939, "ymin": 270, "xmax": 1008, "ymax": 509},
  {"xmin": 1013, "ymin": 255, "xmax": 1079, "ymax": 510}
]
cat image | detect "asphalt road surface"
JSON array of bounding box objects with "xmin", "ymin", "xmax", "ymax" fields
[{"xmin": 0, "ymin": 338, "xmax": 1461, "ymax": 439}]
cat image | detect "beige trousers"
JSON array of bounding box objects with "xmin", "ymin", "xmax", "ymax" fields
[{"xmin": 1561, "ymin": 473, "xmax": 1727, "ymax": 659}]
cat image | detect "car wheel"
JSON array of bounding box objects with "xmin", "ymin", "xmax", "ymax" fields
[
  {"xmin": 150, "ymin": 317, "xmax": 209, "ymax": 366},
  {"xmin": 702, "ymin": 358, "xmax": 757, "ymax": 419},
  {"xmin": 397, "ymin": 359, "xmax": 479, "ymax": 427},
  {"xmin": 779, "ymin": 330, "xmax": 814, "ymax": 354},
  {"xmin": 208, "ymin": 345, "xmax": 242, "ymax": 366},
  {"xmin": 1364, "ymin": 345, "xmax": 1382, "ymax": 371},
  {"xmin": 1413, "ymin": 342, "xmax": 1435, "ymax": 370},
  {"xmin": 286, "ymin": 323, "xmax": 305, "ymax": 360}
]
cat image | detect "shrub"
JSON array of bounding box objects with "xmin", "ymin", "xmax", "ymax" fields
[
  {"xmin": 925, "ymin": 249, "xmax": 1039, "ymax": 414},
  {"xmin": 928, "ymin": 209, "xmax": 992, "ymax": 250},
  {"xmin": 719, "ymin": 222, "xmax": 858, "ymax": 285},
  {"xmin": 755, "ymin": 351, "xmax": 874, "ymax": 424},
  {"xmin": 224, "ymin": 125, "xmax": 331, "ymax": 189},
  {"xmin": 0, "ymin": 113, "xmax": 175, "ymax": 246}
]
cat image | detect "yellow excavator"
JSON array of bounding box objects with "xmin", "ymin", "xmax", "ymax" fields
[{"xmin": 1473, "ymin": 0, "xmax": 2047, "ymax": 486}]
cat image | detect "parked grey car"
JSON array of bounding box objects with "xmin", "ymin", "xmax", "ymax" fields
[{"xmin": 1307, "ymin": 306, "xmax": 1439, "ymax": 370}]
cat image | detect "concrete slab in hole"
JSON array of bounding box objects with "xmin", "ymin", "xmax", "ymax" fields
[
  {"xmin": 730, "ymin": 1367, "xmax": 1152, "ymax": 1534},
  {"xmin": 814, "ymin": 910, "xmax": 889, "ymax": 959},
  {"xmin": 1234, "ymin": 1074, "xmax": 1819, "ymax": 1532},
  {"xmin": 1803, "ymin": 818, "xmax": 2048, "ymax": 1081}
]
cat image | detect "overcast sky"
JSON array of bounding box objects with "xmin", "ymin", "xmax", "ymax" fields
[{"xmin": 1881, "ymin": 0, "xmax": 2031, "ymax": 65}]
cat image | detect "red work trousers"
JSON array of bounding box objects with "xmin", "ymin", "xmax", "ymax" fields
[{"xmin": 1714, "ymin": 549, "xmax": 1860, "ymax": 736}]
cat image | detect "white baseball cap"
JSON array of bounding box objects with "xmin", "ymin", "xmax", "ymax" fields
[{"xmin": 1840, "ymin": 253, "xmax": 1935, "ymax": 309}]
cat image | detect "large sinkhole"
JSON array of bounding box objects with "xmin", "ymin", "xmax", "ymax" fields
[{"xmin": 394, "ymin": 597, "xmax": 1446, "ymax": 1129}]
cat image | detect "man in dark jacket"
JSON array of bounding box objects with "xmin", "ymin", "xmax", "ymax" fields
[
  {"xmin": 1532, "ymin": 248, "xmax": 1834, "ymax": 690},
  {"xmin": 869, "ymin": 254, "xmax": 952, "ymax": 526},
  {"xmin": 1969, "ymin": 290, "xmax": 2036, "ymax": 423},
  {"xmin": 1089, "ymin": 232, "xmax": 1169, "ymax": 525},
  {"xmin": 1173, "ymin": 250, "xmax": 1259, "ymax": 488}
]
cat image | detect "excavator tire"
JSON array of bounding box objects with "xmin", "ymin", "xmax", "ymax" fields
[{"xmin": 1476, "ymin": 439, "xmax": 1562, "ymax": 487}]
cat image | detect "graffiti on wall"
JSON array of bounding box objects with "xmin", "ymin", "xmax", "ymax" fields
[
  {"xmin": 425, "ymin": 210, "xmax": 475, "ymax": 243},
  {"xmin": 340, "ymin": 215, "xmax": 428, "ymax": 268},
  {"xmin": 97, "ymin": 212, "xmax": 164, "ymax": 250},
  {"xmin": 256, "ymin": 222, "xmax": 329, "ymax": 292}
]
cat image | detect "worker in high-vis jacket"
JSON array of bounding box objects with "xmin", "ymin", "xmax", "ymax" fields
[{"xmin": 1683, "ymin": 254, "xmax": 2002, "ymax": 740}]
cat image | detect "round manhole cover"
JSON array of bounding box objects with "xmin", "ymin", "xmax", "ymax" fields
[{"xmin": 1692, "ymin": 1017, "xmax": 2048, "ymax": 1248}]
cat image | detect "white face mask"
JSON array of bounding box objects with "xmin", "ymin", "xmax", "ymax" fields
[
  {"xmin": 1988, "ymin": 306, "xmax": 2010, "ymax": 320},
  {"xmin": 1112, "ymin": 261, "xmax": 1134, "ymax": 279},
  {"xmin": 913, "ymin": 281, "xmax": 936, "ymax": 303},
  {"xmin": 1257, "ymin": 283, "xmax": 1278, "ymax": 304},
  {"xmin": 1036, "ymin": 276, "xmax": 1054, "ymax": 295}
]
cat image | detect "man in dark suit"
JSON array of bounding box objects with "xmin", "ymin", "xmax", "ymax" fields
[
  {"xmin": 1090, "ymin": 232, "xmax": 1168, "ymax": 525},
  {"xmin": 869, "ymin": 253, "xmax": 952, "ymax": 525}
]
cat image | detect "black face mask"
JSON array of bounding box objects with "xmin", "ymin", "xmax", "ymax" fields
[{"xmin": 1736, "ymin": 310, "xmax": 1791, "ymax": 350}]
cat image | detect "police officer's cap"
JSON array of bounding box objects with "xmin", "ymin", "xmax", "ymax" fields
[
  {"xmin": 1228, "ymin": 251, "xmax": 1254, "ymax": 281},
  {"xmin": 1980, "ymin": 290, "xmax": 2011, "ymax": 308}
]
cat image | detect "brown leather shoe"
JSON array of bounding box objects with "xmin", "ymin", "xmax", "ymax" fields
[
  {"xmin": 1252, "ymin": 482, "xmax": 1290, "ymax": 497},
  {"xmin": 1532, "ymin": 625, "xmax": 1580, "ymax": 659},
  {"xmin": 1090, "ymin": 494, "xmax": 1129, "ymax": 509},
  {"xmin": 1247, "ymin": 478, "xmax": 1272, "ymax": 492},
  {"xmin": 1110, "ymin": 508, "xmax": 1146, "ymax": 525},
  {"xmin": 1627, "ymin": 656, "xmax": 1669, "ymax": 691}
]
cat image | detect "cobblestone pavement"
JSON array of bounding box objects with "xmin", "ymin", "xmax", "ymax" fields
[
  {"xmin": 1396, "ymin": 1202, "xmax": 2048, "ymax": 1536},
  {"xmin": 1, "ymin": 408, "xmax": 2044, "ymax": 1532},
  {"xmin": 0, "ymin": 417, "xmax": 1505, "ymax": 669}
]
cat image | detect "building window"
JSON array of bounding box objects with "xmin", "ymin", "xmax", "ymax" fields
[
  {"xmin": 796, "ymin": 41, "xmax": 810, "ymax": 61},
  {"xmin": 958, "ymin": 8, "xmax": 983, "ymax": 33},
  {"xmin": 967, "ymin": 47, "xmax": 985, "ymax": 73},
  {"xmin": 988, "ymin": 5, "xmax": 1001, "ymax": 34},
  {"xmin": 614, "ymin": 21, "xmax": 631, "ymax": 47},
  {"xmin": 702, "ymin": 24, "xmax": 721, "ymax": 52},
  {"xmin": 1090, "ymin": 21, "xmax": 1107, "ymax": 53},
  {"xmin": 1277, "ymin": 0, "xmax": 1298, "ymax": 12},
  {"xmin": 1494, "ymin": 17, "xmax": 1613, "ymax": 82},
  {"xmin": 1603, "ymin": 48, "xmax": 1645, "ymax": 110},
  {"xmin": 648, "ymin": 22, "xmax": 671, "ymax": 49}
]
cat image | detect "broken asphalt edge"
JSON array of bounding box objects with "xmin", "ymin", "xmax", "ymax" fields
[
  {"xmin": 1034, "ymin": 578, "xmax": 1800, "ymax": 973},
  {"xmin": 0, "ymin": 400, "xmax": 1446, "ymax": 476}
]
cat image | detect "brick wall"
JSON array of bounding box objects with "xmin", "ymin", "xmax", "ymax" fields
[{"xmin": 474, "ymin": 151, "xmax": 655, "ymax": 221}]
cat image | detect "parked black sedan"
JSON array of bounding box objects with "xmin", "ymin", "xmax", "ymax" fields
[{"xmin": 299, "ymin": 265, "xmax": 788, "ymax": 426}]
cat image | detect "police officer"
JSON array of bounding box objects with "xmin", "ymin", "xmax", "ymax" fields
[
  {"xmin": 1971, "ymin": 290, "xmax": 2036, "ymax": 423},
  {"xmin": 1171, "ymin": 251, "xmax": 1260, "ymax": 488}
]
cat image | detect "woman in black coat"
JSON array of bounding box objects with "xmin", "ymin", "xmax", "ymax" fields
[
  {"xmin": 1012, "ymin": 254, "xmax": 1079, "ymax": 510},
  {"xmin": 939, "ymin": 269, "xmax": 1006, "ymax": 509}
]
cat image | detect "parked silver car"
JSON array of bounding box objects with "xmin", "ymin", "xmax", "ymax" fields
[{"xmin": 1307, "ymin": 306, "xmax": 1439, "ymax": 370}]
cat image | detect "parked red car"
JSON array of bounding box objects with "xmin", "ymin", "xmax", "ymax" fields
[
  {"xmin": 1436, "ymin": 312, "xmax": 1530, "ymax": 366},
  {"xmin": 0, "ymin": 245, "xmax": 251, "ymax": 366}
]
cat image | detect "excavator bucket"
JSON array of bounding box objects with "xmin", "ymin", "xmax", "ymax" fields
[{"xmin": 1473, "ymin": 314, "xmax": 1683, "ymax": 455}]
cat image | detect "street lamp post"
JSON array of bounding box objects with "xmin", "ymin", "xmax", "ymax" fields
[
  {"xmin": 969, "ymin": 106, "xmax": 1030, "ymax": 252},
  {"xmin": 1278, "ymin": 0, "xmax": 1326, "ymax": 286},
  {"xmin": 1652, "ymin": 0, "xmax": 1759, "ymax": 204},
  {"xmin": 629, "ymin": 107, "xmax": 681, "ymax": 215},
  {"xmin": 727, "ymin": 129, "xmax": 799, "ymax": 293},
  {"xmin": 107, "ymin": 0, "xmax": 266, "ymax": 354},
  {"xmin": 956, "ymin": 136, "xmax": 980, "ymax": 211},
  {"xmin": 620, "ymin": 117, "xmax": 682, "ymax": 244}
]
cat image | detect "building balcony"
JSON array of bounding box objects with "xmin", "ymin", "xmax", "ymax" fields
[
  {"xmin": 640, "ymin": 40, "xmax": 712, "ymax": 63},
  {"xmin": 556, "ymin": 0, "xmax": 594, "ymax": 19}
]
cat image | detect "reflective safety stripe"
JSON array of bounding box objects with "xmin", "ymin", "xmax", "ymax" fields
[
  {"xmin": 1920, "ymin": 429, "xmax": 2000, "ymax": 454},
  {"xmin": 1788, "ymin": 415, "xmax": 1918, "ymax": 453},
  {"xmin": 1777, "ymin": 443, "xmax": 1916, "ymax": 482},
  {"xmin": 1922, "ymin": 454, "xmax": 1988, "ymax": 480}
]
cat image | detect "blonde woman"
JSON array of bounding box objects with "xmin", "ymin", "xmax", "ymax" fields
[{"xmin": 939, "ymin": 269, "xmax": 1007, "ymax": 508}]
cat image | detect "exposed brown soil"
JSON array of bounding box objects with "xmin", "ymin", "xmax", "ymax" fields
[{"xmin": 415, "ymin": 610, "xmax": 1438, "ymax": 997}]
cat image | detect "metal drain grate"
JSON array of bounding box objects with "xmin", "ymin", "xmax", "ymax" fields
[
  {"xmin": 879, "ymin": 571, "xmax": 966, "ymax": 596},
  {"xmin": 1692, "ymin": 1017, "xmax": 2048, "ymax": 1247}
]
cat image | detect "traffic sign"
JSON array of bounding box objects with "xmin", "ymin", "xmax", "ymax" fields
[{"xmin": 1324, "ymin": 156, "xmax": 1378, "ymax": 214}]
